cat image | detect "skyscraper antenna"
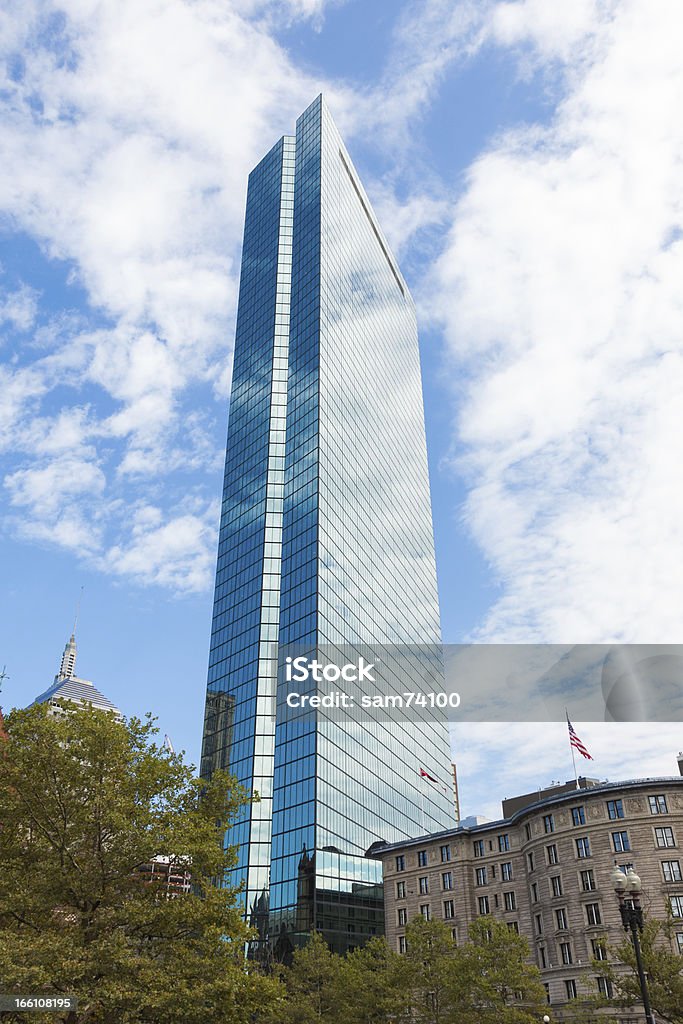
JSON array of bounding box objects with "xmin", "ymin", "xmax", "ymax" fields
[{"xmin": 72, "ymin": 586, "xmax": 84, "ymax": 636}]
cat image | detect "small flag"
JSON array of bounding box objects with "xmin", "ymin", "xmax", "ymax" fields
[
  {"xmin": 164, "ymin": 734, "xmax": 175, "ymax": 754},
  {"xmin": 567, "ymin": 717, "xmax": 593, "ymax": 760},
  {"xmin": 420, "ymin": 768, "xmax": 439, "ymax": 783}
]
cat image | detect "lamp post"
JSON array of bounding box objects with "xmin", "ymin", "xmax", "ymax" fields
[{"xmin": 610, "ymin": 866, "xmax": 656, "ymax": 1024}]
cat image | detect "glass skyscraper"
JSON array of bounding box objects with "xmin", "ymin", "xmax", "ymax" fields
[{"xmin": 201, "ymin": 96, "xmax": 454, "ymax": 956}]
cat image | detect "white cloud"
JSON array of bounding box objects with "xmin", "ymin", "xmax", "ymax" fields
[
  {"xmin": 489, "ymin": 0, "xmax": 608, "ymax": 63},
  {"xmin": 453, "ymin": 721, "xmax": 683, "ymax": 821},
  {"xmin": 0, "ymin": 282, "xmax": 38, "ymax": 332},
  {"xmin": 369, "ymin": 183, "xmax": 450, "ymax": 260},
  {"xmin": 0, "ymin": 0, "xmax": 322, "ymax": 590},
  {"xmin": 104, "ymin": 503, "xmax": 218, "ymax": 592},
  {"xmin": 432, "ymin": 0, "xmax": 683, "ymax": 642},
  {"xmin": 355, "ymin": 0, "xmax": 489, "ymax": 144}
]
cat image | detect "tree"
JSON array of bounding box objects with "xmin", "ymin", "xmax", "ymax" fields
[
  {"xmin": 402, "ymin": 918, "xmax": 458, "ymax": 1024},
  {"xmin": 596, "ymin": 917, "xmax": 683, "ymax": 1024},
  {"xmin": 275, "ymin": 931, "xmax": 343, "ymax": 1023},
  {"xmin": 402, "ymin": 917, "xmax": 546, "ymax": 1024},
  {"xmin": 0, "ymin": 702, "xmax": 281, "ymax": 1024},
  {"xmin": 341, "ymin": 937, "xmax": 410, "ymax": 1024},
  {"xmin": 454, "ymin": 917, "xmax": 547, "ymax": 1024}
]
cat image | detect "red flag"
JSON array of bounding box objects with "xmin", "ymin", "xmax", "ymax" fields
[{"xmin": 420, "ymin": 768, "xmax": 438, "ymax": 783}]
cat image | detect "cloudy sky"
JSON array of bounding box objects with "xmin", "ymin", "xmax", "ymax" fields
[{"xmin": 2, "ymin": 0, "xmax": 682, "ymax": 818}]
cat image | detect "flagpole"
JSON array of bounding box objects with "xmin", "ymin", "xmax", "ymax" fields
[{"xmin": 566, "ymin": 708, "xmax": 580, "ymax": 790}]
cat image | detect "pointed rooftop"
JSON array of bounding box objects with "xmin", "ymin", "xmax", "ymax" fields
[{"xmin": 32, "ymin": 628, "xmax": 121, "ymax": 718}]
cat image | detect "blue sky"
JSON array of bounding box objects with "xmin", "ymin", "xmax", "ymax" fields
[{"xmin": 2, "ymin": 0, "xmax": 683, "ymax": 820}]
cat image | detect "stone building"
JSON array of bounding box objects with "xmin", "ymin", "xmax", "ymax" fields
[{"xmin": 375, "ymin": 776, "xmax": 683, "ymax": 1019}]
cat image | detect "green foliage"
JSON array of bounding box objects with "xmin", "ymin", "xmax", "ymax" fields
[
  {"xmin": 402, "ymin": 917, "xmax": 546, "ymax": 1024},
  {"xmin": 456, "ymin": 917, "xmax": 547, "ymax": 1023},
  {"xmin": 274, "ymin": 932, "xmax": 408, "ymax": 1024},
  {"xmin": 342, "ymin": 936, "xmax": 411, "ymax": 1024},
  {"xmin": 276, "ymin": 931, "xmax": 342, "ymax": 1023},
  {"xmin": 0, "ymin": 702, "xmax": 281, "ymax": 1024},
  {"xmin": 402, "ymin": 918, "xmax": 457, "ymax": 1024},
  {"xmin": 595, "ymin": 917, "xmax": 683, "ymax": 1024}
]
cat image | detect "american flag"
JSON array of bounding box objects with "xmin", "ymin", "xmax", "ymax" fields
[{"xmin": 567, "ymin": 716, "xmax": 593, "ymax": 760}]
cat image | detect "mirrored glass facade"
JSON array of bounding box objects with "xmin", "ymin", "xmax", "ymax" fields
[{"xmin": 201, "ymin": 96, "xmax": 455, "ymax": 956}]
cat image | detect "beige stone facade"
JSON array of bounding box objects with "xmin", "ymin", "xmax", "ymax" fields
[{"xmin": 377, "ymin": 777, "xmax": 683, "ymax": 1019}]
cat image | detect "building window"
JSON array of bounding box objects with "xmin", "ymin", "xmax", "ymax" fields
[
  {"xmin": 444, "ymin": 899, "xmax": 455, "ymax": 919},
  {"xmin": 592, "ymin": 938, "xmax": 607, "ymax": 960},
  {"xmin": 676, "ymin": 933, "xmax": 683, "ymax": 953},
  {"xmin": 507, "ymin": 921, "xmax": 519, "ymax": 933},
  {"xmin": 504, "ymin": 891, "xmax": 516, "ymax": 911},
  {"xmin": 397, "ymin": 908, "xmax": 407, "ymax": 926},
  {"xmin": 419, "ymin": 876, "xmax": 429, "ymax": 895},
  {"xmin": 597, "ymin": 977, "xmax": 613, "ymax": 999},
  {"xmin": 571, "ymin": 806, "xmax": 586, "ymax": 826},
  {"xmin": 525, "ymin": 823, "xmax": 532, "ymax": 841},
  {"xmin": 396, "ymin": 855, "xmax": 405, "ymax": 872},
  {"xmin": 396, "ymin": 880, "xmax": 406, "ymax": 899},
  {"xmin": 451, "ymin": 927, "xmax": 458, "ymax": 943},
  {"xmin": 420, "ymin": 904, "xmax": 431, "ymax": 921},
  {"xmin": 478, "ymin": 896, "xmax": 490, "ymax": 915},
  {"xmin": 612, "ymin": 831, "xmax": 631, "ymax": 853},
  {"xmin": 607, "ymin": 799, "xmax": 624, "ymax": 820},
  {"xmin": 560, "ymin": 941, "xmax": 573, "ymax": 964},
  {"xmin": 576, "ymin": 837, "xmax": 591, "ymax": 858},
  {"xmin": 543, "ymin": 814, "xmax": 555, "ymax": 834},
  {"xmin": 531, "ymin": 882, "xmax": 538, "ymax": 903},
  {"xmin": 670, "ymin": 896, "xmax": 683, "ymax": 918},
  {"xmin": 501, "ymin": 862, "xmax": 513, "ymax": 881},
  {"xmin": 440, "ymin": 844, "xmax": 451, "ymax": 862},
  {"xmin": 656, "ymin": 826, "xmax": 676, "ymax": 848},
  {"xmin": 565, "ymin": 979, "xmax": 578, "ymax": 1000},
  {"xmin": 618, "ymin": 862, "xmax": 634, "ymax": 874},
  {"xmin": 547, "ymin": 844, "xmax": 559, "ymax": 865},
  {"xmin": 663, "ymin": 861, "xmax": 683, "ymax": 882},
  {"xmin": 586, "ymin": 902, "xmax": 602, "ymax": 926},
  {"xmin": 535, "ymin": 913, "xmax": 543, "ymax": 934},
  {"xmin": 442, "ymin": 871, "xmax": 453, "ymax": 890},
  {"xmin": 473, "ymin": 839, "xmax": 484, "ymax": 858},
  {"xmin": 555, "ymin": 908, "xmax": 568, "ymax": 930},
  {"xmin": 539, "ymin": 946, "xmax": 547, "ymax": 968},
  {"xmin": 543, "ymin": 983, "xmax": 550, "ymax": 1004},
  {"xmin": 527, "ymin": 851, "xmax": 535, "ymax": 872},
  {"xmin": 581, "ymin": 868, "xmax": 596, "ymax": 891},
  {"xmin": 498, "ymin": 834, "xmax": 510, "ymax": 852},
  {"xmin": 650, "ymin": 794, "xmax": 669, "ymax": 815},
  {"xmin": 398, "ymin": 935, "xmax": 407, "ymax": 954},
  {"xmin": 551, "ymin": 875, "xmax": 563, "ymax": 897},
  {"xmin": 418, "ymin": 850, "xmax": 428, "ymax": 867},
  {"xmin": 490, "ymin": 864, "xmax": 496, "ymax": 879},
  {"xmin": 476, "ymin": 867, "xmax": 487, "ymax": 886}
]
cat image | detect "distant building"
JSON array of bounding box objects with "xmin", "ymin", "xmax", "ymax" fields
[
  {"xmin": 32, "ymin": 632, "xmax": 121, "ymax": 718},
  {"xmin": 374, "ymin": 776, "xmax": 683, "ymax": 1020},
  {"xmin": 137, "ymin": 856, "xmax": 192, "ymax": 897}
]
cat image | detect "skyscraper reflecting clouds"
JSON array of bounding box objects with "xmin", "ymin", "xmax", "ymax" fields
[{"xmin": 201, "ymin": 96, "xmax": 454, "ymax": 955}]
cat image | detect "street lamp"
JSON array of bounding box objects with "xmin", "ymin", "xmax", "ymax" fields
[
  {"xmin": 610, "ymin": 866, "xmax": 656, "ymax": 1024},
  {"xmin": 542, "ymin": 1016, "xmax": 550, "ymax": 1023}
]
